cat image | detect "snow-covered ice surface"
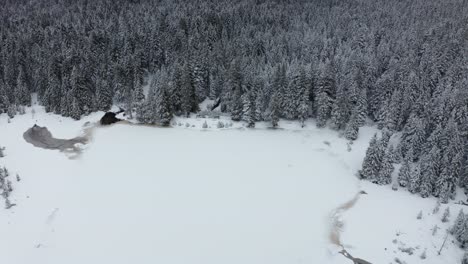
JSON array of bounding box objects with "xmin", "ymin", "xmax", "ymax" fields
[{"xmin": 0, "ymin": 105, "xmax": 465, "ymax": 264}]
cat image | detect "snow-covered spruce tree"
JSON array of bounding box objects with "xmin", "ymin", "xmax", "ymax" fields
[
  {"xmin": 242, "ymin": 89, "xmax": 256, "ymax": 128},
  {"xmin": 95, "ymin": 76, "xmax": 114, "ymax": 112},
  {"xmin": 0, "ymin": 165, "xmax": 14, "ymax": 209},
  {"xmin": 14, "ymin": 67, "xmax": 30, "ymax": 107},
  {"xmin": 330, "ymin": 84, "xmax": 348, "ymax": 131},
  {"xmin": 296, "ymin": 69, "xmax": 310, "ymax": 127},
  {"xmin": 407, "ymin": 163, "xmax": 421, "ymax": 194},
  {"xmin": 441, "ymin": 207, "xmax": 450, "ymax": 223},
  {"xmin": 0, "ymin": 82, "xmax": 10, "ymax": 114},
  {"xmin": 355, "ymin": 88, "xmax": 368, "ymax": 128},
  {"xmin": 230, "ymin": 87, "xmax": 243, "ymax": 122},
  {"xmin": 381, "ymin": 88, "xmax": 402, "ymax": 131},
  {"xmin": 344, "ymin": 112, "xmax": 359, "ymax": 141},
  {"xmin": 269, "ymin": 92, "xmax": 281, "ymax": 128},
  {"xmin": 404, "ymin": 115, "xmax": 426, "ymax": 161},
  {"xmin": 70, "ymin": 97, "xmax": 81, "ymax": 120},
  {"xmin": 179, "ymin": 63, "xmax": 198, "ymax": 116},
  {"xmin": 154, "ymin": 84, "xmax": 173, "ymax": 126},
  {"xmin": 136, "ymin": 80, "xmax": 173, "ymax": 126},
  {"xmin": 375, "ymin": 148, "xmax": 394, "ymax": 185},
  {"xmin": 359, "ymin": 134, "xmax": 380, "ymax": 181},
  {"xmin": 451, "ymin": 210, "xmax": 465, "ymax": 241},
  {"xmin": 254, "ymin": 80, "xmax": 267, "ymax": 122},
  {"xmin": 316, "ymin": 60, "xmax": 335, "ymax": 128},
  {"xmin": 360, "ymin": 131, "xmax": 390, "ymax": 181},
  {"xmin": 271, "ymin": 64, "xmax": 287, "ymax": 118}
]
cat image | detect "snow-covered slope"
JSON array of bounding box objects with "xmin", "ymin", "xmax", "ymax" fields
[{"xmin": 0, "ymin": 106, "xmax": 464, "ymax": 264}]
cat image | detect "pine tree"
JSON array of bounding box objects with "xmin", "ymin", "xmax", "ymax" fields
[
  {"xmin": 180, "ymin": 63, "xmax": 198, "ymax": 116},
  {"xmin": 441, "ymin": 207, "xmax": 450, "ymax": 223},
  {"xmin": 297, "ymin": 69, "xmax": 310, "ymax": 127},
  {"xmin": 230, "ymin": 87, "xmax": 243, "ymax": 121},
  {"xmin": 344, "ymin": 114, "xmax": 359, "ymax": 140},
  {"xmin": 0, "ymin": 82, "xmax": 10, "ymax": 114},
  {"xmin": 451, "ymin": 210, "xmax": 465, "ymax": 241},
  {"xmin": 70, "ymin": 97, "xmax": 81, "ymax": 120},
  {"xmin": 136, "ymin": 80, "xmax": 173, "ymax": 126},
  {"xmin": 355, "ymin": 88, "xmax": 368, "ymax": 127},
  {"xmin": 419, "ymin": 170, "xmax": 432, "ymax": 198},
  {"xmin": 382, "ymin": 88, "xmax": 402, "ymax": 131},
  {"xmin": 14, "ymin": 67, "xmax": 30, "ymax": 106},
  {"xmin": 407, "ymin": 163, "xmax": 421, "ymax": 193},
  {"xmin": 95, "ymin": 76, "xmax": 114, "ymax": 111},
  {"xmin": 316, "ymin": 60, "xmax": 335, "ymax": 128},
  {"xmin": 359, "ymin": 134, "xmax": 381, "ymax": 181},
  {"xmin": 330, "ymin": 84, "xmax": 348, "ymax": 130},
  {"xmin": 376, "ymin": 148, "xmax": 394, "ymax": 185},
  {"xmin": 155, "ymin": 84, "xmax": 173, "ymax": 126},
  {"xmin": 243, "ymin": 89, "xmax": 256, "ymax": 128},
  {"xmin": 269, "ymin": 92, "xmax": 281, "ymax": 128}
]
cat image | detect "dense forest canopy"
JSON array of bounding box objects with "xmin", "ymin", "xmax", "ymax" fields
[{"xmin": 0, "ymin": 0, "xmax": 467, "ymax": 201}]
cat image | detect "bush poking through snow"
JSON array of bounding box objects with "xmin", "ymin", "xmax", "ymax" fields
[
  {"xmin": 0, "ymin": 146, "xmax": 4, "ymax": 158},
  {"xmin": 202, "ymin": 121, "xmax": 208, "ymax": 129},
  {"xmin": 398, "ymin": 246, "xmax": 415, "ymax": 255},
  {"xmin": 462, "ymin": 252, "xmax": 468, "ymax": 264},
  {"xmin": 417, "ymin": 210, "xmax": 423, "ymax": 220},
  {"xmin": 0, "ymin": 165, "xmax": 16, "ymax": 209},
  {"xmin": 432, "ymin": 225, "xmax": 439, "ymax": 236},
  {"xmin": 394, "ymin": 257, "xmax": 406, "ymax": 264},
  {"xmin": 217, "ymin": 121, "xmax": 224, "ymax": 128},
  {"xmin": 433, "ymin": 200, "xmax": 441, "ymax": 214},
  {"xmin": 442, "ymin": 207, "xmax": 450, "ymax": 223},
  {"xmin": 420, "ymin": 249, "xmax": 427, "ymax": 259}
]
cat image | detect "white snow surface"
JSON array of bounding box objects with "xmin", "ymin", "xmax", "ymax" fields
[{"xmin": 0, "ymin": 105, "xmax": 465, "ymax": 264}]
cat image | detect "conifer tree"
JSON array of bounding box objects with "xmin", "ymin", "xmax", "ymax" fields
[
  {"xmin": 441, "ymin": 207, "xmax": 450, "ymax": 223},
  {"xmin": 407, "ymin": 163, "xmax": 421, "ymax": 193},
  {"xmin": 376, "ymin": 148, "xmax": 394, "ymax": 185},
  {"xmin": 451, "ymin": 210, "xmax": 465, "ymax": 241},
  {"xmin": 359, "ymin": 134, "xmax": 380, "ymax": 181},
  {"xmin": 15, "ymin": 67, "xmax": 30, "ymax": 106},
  {"xmin": 269, "ymin": 92, "xmax": 281, "ymax": 128},
  {"xmin": 316, "ymin": 60, "xmax": 335, "ymax": 128},
  {"xmin": 243, "ymin": 90, "xmax": 256, "ymax": 128}
]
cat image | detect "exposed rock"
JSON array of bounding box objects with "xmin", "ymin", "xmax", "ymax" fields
[{"xmin": 100, "ymin": 108, "xmax": 124, "ymax": 125}]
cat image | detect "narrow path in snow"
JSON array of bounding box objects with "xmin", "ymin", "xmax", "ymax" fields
[{"xmin": 329, "ymin": 190, "xmax": 373, "ymax": 264}]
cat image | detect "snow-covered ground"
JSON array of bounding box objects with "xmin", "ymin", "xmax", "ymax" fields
[{"xmin": 0, "ymin": 105, "xmax": 465, "ymax": 264}]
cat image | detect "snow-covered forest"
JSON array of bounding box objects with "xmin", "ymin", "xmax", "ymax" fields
[
  {"xmin": 1, "ymin": 0, "xmax": 467, "ymax": 197},
  {"xmin": 1, "ymin": 0, "xmax": 468, "ymax": 262},
  {"xmin": 3, "ymin": 0, "xmax": 467, "ymax": 200}
]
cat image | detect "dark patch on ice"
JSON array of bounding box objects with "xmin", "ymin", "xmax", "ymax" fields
[{"xmin": 23, "ymin": 125, "xmax": 88, "ymax": 155}]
